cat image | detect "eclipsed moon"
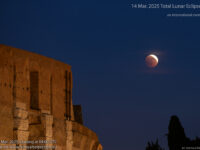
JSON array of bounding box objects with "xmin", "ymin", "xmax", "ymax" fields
[{"xmin": 145, "ymin": 54, "xmax": 159, "ymax": 68}]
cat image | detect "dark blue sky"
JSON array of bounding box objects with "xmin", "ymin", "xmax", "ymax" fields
[{"xmin": 1, "ymin": 0, "xmax": 200, "ymax": 149}]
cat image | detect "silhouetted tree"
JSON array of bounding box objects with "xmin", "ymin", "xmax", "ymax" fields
[
  {"xmin": 167, "ymin": 115, "xmax": 189, "ymax": 150},
  {"xmin": 146, "ymin": 115, "xmax": 200, "ymax": 150},
  {"xmin": 189, "ymin": 137, "xmax": 200, "ymax": 147},
  {"xmin": 146, "ymin": 139, "xmax": 164, "ymax": 150}
]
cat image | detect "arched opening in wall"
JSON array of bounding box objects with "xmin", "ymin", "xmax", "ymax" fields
[
  {"xmin": 30, "ymin": 71, "xmax": 39, "ymax": 110},
  {"xmin": 92, "ymin": 142, "xmax": 102, "ymax": 150},
  {"xmin": 92, "ymin": 142, "xmax": 98, "ymax": 150},
  {"xmin": 29, "ymin": 71, "xmax": 42, "ymax": 150}
]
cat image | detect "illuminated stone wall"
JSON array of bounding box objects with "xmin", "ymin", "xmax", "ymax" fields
[{"xmin": 0, "ymin": 44, "xmax": 102, "ymax": 150}]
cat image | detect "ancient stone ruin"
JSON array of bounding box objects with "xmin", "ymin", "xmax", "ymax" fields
[{"xmin": 0, "ymin": 44, "xmax": 102, "ymax": 150}]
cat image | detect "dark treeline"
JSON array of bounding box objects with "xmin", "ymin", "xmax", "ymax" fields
[{"xmin": 146, "ymin": 115, "xmax": 200, "ymax": 150}]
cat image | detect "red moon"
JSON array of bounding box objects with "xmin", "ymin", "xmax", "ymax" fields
[{"xmin": 145, "ymin": 54, "xmax": 159, "ymax": 68}]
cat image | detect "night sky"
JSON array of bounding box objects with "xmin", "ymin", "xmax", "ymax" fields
[{"xmin": 1, "ymin": 0, "xmax": 200, "ymax": 150}]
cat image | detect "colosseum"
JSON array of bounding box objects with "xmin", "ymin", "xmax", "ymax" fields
[{"xmin": 0, "ymin": 44, "xmax": 103, "ymax": 150}]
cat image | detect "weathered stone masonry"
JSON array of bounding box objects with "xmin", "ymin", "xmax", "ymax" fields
[{"xmin": 0, "ymin": 44, "xmax": 102, "ymax": 150}]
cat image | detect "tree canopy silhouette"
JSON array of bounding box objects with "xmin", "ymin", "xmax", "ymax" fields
[
  {"xmin": 146, "ymin": 115, "xmax": 200, "ymax": 150},
  {"xmin": 167, "ymin": 115, "xmax": 189, "ymax": 150},
  {"xmin": 146, "ymin": 139, "xmax": 164, "ymax": 150},
  {"xmin": 167, "ymin": 115, "xmax": 200, "ymax": 150}
]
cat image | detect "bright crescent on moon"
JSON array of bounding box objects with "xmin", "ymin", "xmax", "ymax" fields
[
  {"xmin": 145, "ymin": 54, "xmax": 159, "ymax": 68},
  {"xmin": 149, "ymin": 54, "xmax": 158, "ymax": 63}
]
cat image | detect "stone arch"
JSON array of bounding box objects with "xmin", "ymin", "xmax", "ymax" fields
[
  {"xmin": 91, "ymin": 142, "xmax": 99, "ymax": 150},
  {"xmin": 83, "ymin": 137, "xmax": 92, "ymax": 150},
  {"xmin": 97, "ymin": 144, "xmax": 103, "ymax": 150},
  {"xmin": 90, "ymin": 142, "xmax": 103, "ymax": 150},
  {"xmin": 89, "ymin": 140, "xmax": 96, "ymax": 150},
  {"xmin": 79, "ymin": 135, "xmax": 87, "ymax": 150}
]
